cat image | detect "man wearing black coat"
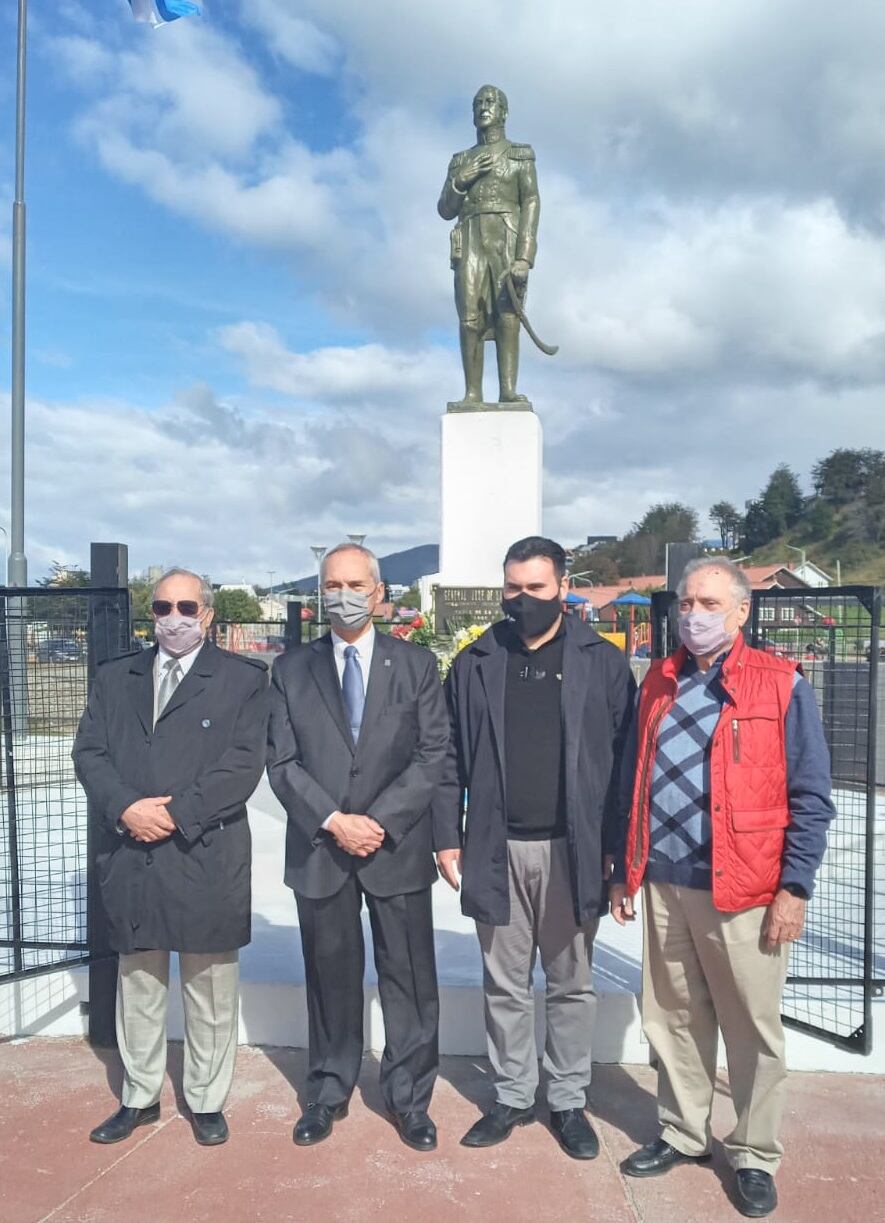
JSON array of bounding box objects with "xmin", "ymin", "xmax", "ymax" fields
[
  {"xmin": 435, "ymin": 537, "xmax": 634, "ymax": 1158},
  {"xmin": 267, "ymin": 543, "xmax": 450, "ymax": 1153},
  {"xmin": 73, "ymin": 568, "xmax": 269, "ymax": 1148}
]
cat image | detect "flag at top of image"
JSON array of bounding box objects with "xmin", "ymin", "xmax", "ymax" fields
[{"xmin": 128, "ymin": 0, "xmax": 202, "ymax": 27}]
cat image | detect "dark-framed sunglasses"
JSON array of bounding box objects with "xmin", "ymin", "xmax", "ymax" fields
[{"xmin": 151, "ymin": 600, "xmax": 202, "ymax": 618}]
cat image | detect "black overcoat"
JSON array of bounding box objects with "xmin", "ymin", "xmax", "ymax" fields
[
  {"xmin": 72, "ymin": 641, "xmax": 269, "ymax": 954},
  {"xmin": 434, "ymin": 616, "xmax": 635, "ymax": 926},
  {"xmin": 267, "ymin": 631, "xmax": 450, "ymax": 900}
]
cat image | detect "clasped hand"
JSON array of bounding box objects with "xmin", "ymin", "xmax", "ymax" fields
[
  {"xmin": 456, "ymin": 150, "xmax": 494, "ymax": 191},
  {"xmin": 328, "ymin": 813, "xmax": 385, "ymax": 857},
  {"xmin": 121, "ymin": 796, "xmax": 175, "ymax": 843}
]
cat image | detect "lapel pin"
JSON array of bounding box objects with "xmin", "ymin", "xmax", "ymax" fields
[
  {"xmin": 384, "ymin": 659, "xmax": 391, "ymax": 667},
  {"xmin": 201, "ymin": 719, "xmax": 211, "ymax": 728}
]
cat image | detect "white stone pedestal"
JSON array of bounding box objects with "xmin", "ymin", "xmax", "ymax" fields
[{"xmin": 439, "ymin": 406, "xmax": 543, "ymax": 586}]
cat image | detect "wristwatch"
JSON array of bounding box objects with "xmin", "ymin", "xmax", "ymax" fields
[{"xmin": 782, "ymin": 882, "xmax": 808, "ymax": 899}]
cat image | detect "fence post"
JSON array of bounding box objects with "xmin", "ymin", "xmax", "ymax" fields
[
  {"xmin": 86, "ymin": 542, "xmax": 129, "ymax": 1047},
  {"xmin": 284, "ymin": 601, "xmax": 303, "ymax": 650}
]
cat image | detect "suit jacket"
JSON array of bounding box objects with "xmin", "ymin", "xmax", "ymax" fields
[
  {"xmin": 267, "ymin": 632, "xmax": 450, "ymax": 900},
  {"xmin": 434, "ymin": 616, "xmax": 635, "ymax": 926},
  {"xmin": 72, "ymin": 641, "xmax": 269, "ymax": 954}
]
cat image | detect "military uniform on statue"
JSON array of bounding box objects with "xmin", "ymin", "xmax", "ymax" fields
[
  {"xmin": 267, "ymin": 544, "xmax": 450, "ymax": 1152},
  {"xmin": 73, "ymin": 569, "xmax": 269, "ymax": 1148}
]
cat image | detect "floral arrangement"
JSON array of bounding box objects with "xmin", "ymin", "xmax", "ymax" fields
[
  {"xmin": 390, "ymin": 613, "xmax": 436, "ymax": 648},
  {"xmin": 437, "ymin": 622, "xmax": 492, "ymax": 678}
]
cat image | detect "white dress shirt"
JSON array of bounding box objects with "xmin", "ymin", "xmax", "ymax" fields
[
  {"xmin": 153, "ymin": 639, "xmax": 203, "ymax": 725},
  {"xmin": 330, "ymin": 625, "xmax": 375, "ymax": 691},
  {"xmin": 325, "ymin": 626, "xmax": 376, "ymax": 827}
]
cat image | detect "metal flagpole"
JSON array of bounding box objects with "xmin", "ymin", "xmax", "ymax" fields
[{"xmin": 9, "ymin": 0, "xmax": 28, "ymax": 586}]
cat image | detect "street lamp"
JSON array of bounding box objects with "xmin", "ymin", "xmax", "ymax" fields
[
  {"xmin": 785, "ymin": 545, "xmax": 806, "ymax": 570},
  {"xmin": 310, "ymin": 546, "xmax": 326, "ymax": 632},
  {"xmin": 347, "ymin": 534, "xmax": 366, "ymax": 547}
]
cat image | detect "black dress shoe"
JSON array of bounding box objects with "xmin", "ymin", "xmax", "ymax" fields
[
  {"xmin": 550, "ymin": 1109, "xmax": 599, "ymax": 1160},
  {"xmin": 735, "ymin": 1169, "xmax": 778, "ymax": 1218},
  {"xmin": 89, "ymin": 1103, "xmax": 160, "ymax": 1144},
  {"xmin": 392, "ymin": 1111, "xmax": 437, "ymax": 1152},
  {"xmin": 293, "ymin": 1101, "xmax": 349, "ymax": 1146},
  {"xmin": 460, "ymin": 1103, "xmax": 536, "ymax": 1148},
  {"xmin": 622, "ymin": 1137, "xmax": 712, "ymax": 1178},
  {"xmin": 192, "ymin": 1111, "xmax": 229, "ymax": 1146}
]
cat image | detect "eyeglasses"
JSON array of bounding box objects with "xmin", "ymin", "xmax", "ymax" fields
[{"xmin": 151, "ymin": 600, "xmax": 202, "ymax": 618}]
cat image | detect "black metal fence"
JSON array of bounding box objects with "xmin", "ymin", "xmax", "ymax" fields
[
  {"xmin": 0, "ymin": 586, "xmax": 129, "ymax": 981},
  {"xmin": 651, "ymin": 585, "xmax": 882, "ymax": 1053}
]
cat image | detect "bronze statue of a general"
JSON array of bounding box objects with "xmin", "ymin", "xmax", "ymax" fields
[{"xmin": 439, "ymin": 85, "xmax": 550, "ymax": 407}]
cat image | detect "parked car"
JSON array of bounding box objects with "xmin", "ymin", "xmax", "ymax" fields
[{"xmin": 35, "ymin": 637, "xmax": 82, "ymax": 663}]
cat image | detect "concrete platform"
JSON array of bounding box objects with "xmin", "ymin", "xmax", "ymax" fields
[
  {"xmin": 0, "ymin": 1038, "xmax": 882, "ymax": 1223},
  {"xmin": 3, "ymin": 775, "xmax": 883, "ymax": 1071}
]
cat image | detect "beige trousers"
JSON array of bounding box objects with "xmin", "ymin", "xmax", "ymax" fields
[
  {"xmin": 642, "ymin": 882, "xmax": 789, "ymax": 1173},
  {"xmin": 116, "ymin": 949, "xmax": 240, "ymax": 1114}
]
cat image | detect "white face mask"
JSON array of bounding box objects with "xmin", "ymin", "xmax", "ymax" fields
[{"xmin": 325, "ymin": 588, "xmax": 373, "ymax": 631}]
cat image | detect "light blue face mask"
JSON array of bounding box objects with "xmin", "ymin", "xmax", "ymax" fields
[{"xmin": 324, "ymin": 587, "xmax": 373, "ymax": 631}]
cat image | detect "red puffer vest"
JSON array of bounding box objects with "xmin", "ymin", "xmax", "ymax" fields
[{"xmin": 625, "ymin": 633, "xmax": 798, "ymax": 912}]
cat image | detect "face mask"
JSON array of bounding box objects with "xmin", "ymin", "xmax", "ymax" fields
[
  {"xmin": 154, "ymin": 613, "xmax": 205, "ymax": 658},
  {"xmin": 678, "ymin": 611, "xmax": 733, "ymax": 658},
  {"xmin": 501, "ymin": 592, "xmax": 562, "ymax": 639},
  {"xmin": 325, "ymin": 588, "xmax": 373, "ymax": 632}
]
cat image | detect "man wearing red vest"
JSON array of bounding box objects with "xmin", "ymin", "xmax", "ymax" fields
[{"xmin": 609, "ymin": 558, "xmax": 834, "ymax": 1219}]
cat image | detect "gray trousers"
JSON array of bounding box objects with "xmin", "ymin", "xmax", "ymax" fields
[
  {"xmin": 116, "ymin": 949, "xmax": 240, "ymax": 1114},
  {"xmin": 476, "ymin": 838, "xmax": 599, "ymax": 1111}
]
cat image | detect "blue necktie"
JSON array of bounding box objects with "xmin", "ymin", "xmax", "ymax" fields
[{"xmin": 342, "ymin": 645, "xmax": 365, "ymax": 743}]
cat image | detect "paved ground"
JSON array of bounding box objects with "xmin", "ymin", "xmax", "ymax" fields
[{"xmin": 1, "ymin": 1039, "xmax": 882, "ymax": 1223}]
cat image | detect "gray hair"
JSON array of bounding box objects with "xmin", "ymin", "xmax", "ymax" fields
[
  {"xmin": 677, "ymin": 557, "xmax": 751, "ymax": 606},
  {"xmin": 320, "ymin": 543, "xmax": 382, "ymax": 585},
  {"xmin": 151, "ymin": 567, "xmax": 215, "ymax": 609}
]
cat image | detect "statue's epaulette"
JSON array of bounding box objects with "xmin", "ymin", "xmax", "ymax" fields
[{"xmin": 507, "ymin": 143, "xmax": 535, "ymax": 161}]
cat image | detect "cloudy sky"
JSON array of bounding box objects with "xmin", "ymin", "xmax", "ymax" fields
[{"xmin": 0, "ymin": 0, "xmax": 883, "ymax": 582}]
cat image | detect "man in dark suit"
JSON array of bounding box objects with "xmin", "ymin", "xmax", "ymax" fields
[
  {"xmin": 435, "ymin": 537, "xmax": 634, "ymax": 1158},
  {"xmin": 73, "ymin": 568, "xmax": 269, "ymax": 1148},
  {"xmin": 267, "ymin": 543, "xmax": 450, "ymax": 1152}
]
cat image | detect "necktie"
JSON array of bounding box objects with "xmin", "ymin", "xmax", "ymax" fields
[
  {"xmin": 156, "ymin": 658, "xmax": 183, "ymax": 722},
  {"xmin": 342, "ymin": 645, "xmax": 365, "ymax": 743}
]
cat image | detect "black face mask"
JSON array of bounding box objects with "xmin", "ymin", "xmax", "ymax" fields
[{"xmin": 501, "ymin": 592, "xmax": 562, "ymax": 639}]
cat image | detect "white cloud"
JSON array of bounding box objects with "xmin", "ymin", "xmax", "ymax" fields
[
  {"xmin": 28, "ymin": 1, "xmax": 885, "ymax": 573},
  {"xmin": 238, "ymin": 0, "xmax": 339, "ymax": 76}
]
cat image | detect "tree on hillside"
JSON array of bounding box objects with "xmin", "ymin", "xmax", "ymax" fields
[
  {"xmin": 214, "ymin": 588, "xmax": 263, "ymax": 622},
  {"xmin": 709, "ymin": 501, "xmax": 742, "ymax": 549},
  {"xmin": 568, "ymin": 548, "xmax": 620, "ymax": 585},
  {"xmin": 760, "ymin": 464, "xmax": 804, "ymax": 535},
  {"xmin": 812, "ymin": 448, "xmax": 884, "ymax": 505},
  {"xmin": 617, "ymin": 502, "xmax": 698, "ymax": 575},
  {"xmin": 37, "ymin": 561, "xmax": 90, "ymax": 588}
]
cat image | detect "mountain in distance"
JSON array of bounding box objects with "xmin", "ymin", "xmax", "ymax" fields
[{"xmin": 280, "ymin": 544, "xmax": 439, "ymax": 594}]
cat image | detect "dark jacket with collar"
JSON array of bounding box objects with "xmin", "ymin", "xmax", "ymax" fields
[
  {"xmin": 72, "ymin": 640, "xmax": 269, "ymax": 954},
  {"xmin": 434, "ymin": 615, "xmax": 635, "ymax": 926},
  {"xmin": 267, "ymin": 631, "xmax": 450, "ymax": 900}
]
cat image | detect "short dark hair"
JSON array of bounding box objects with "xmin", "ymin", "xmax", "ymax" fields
[{"xmin": 503, "ymin": 536, "xmax": 567, "ymax": 580}]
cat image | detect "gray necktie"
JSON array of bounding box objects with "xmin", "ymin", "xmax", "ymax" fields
[{"xmin": 156, "ymin": 658, "xmax": 183, "ymax": 720}]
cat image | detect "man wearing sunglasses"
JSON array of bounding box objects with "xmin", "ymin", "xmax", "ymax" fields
[{"xmin": 73, "ymin": 567, "xmax": 269, "ymax": 1148}]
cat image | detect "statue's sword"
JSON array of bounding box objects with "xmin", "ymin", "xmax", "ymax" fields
[{"xmin": 504, "ymin": 272, "xmax": 559, "ymax": 356}]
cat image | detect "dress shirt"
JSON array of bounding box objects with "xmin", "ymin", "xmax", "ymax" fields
[
  {"xmin": 325, "ymin": 626, "xmax": 376, "ymax": 827},
  {"xmin": 331, "ymin": 626, "xmax": 376, "ymax": 690},
  {"xmin": 153, "ymin": 639, "xmax": 203, "ymax": 724}
]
